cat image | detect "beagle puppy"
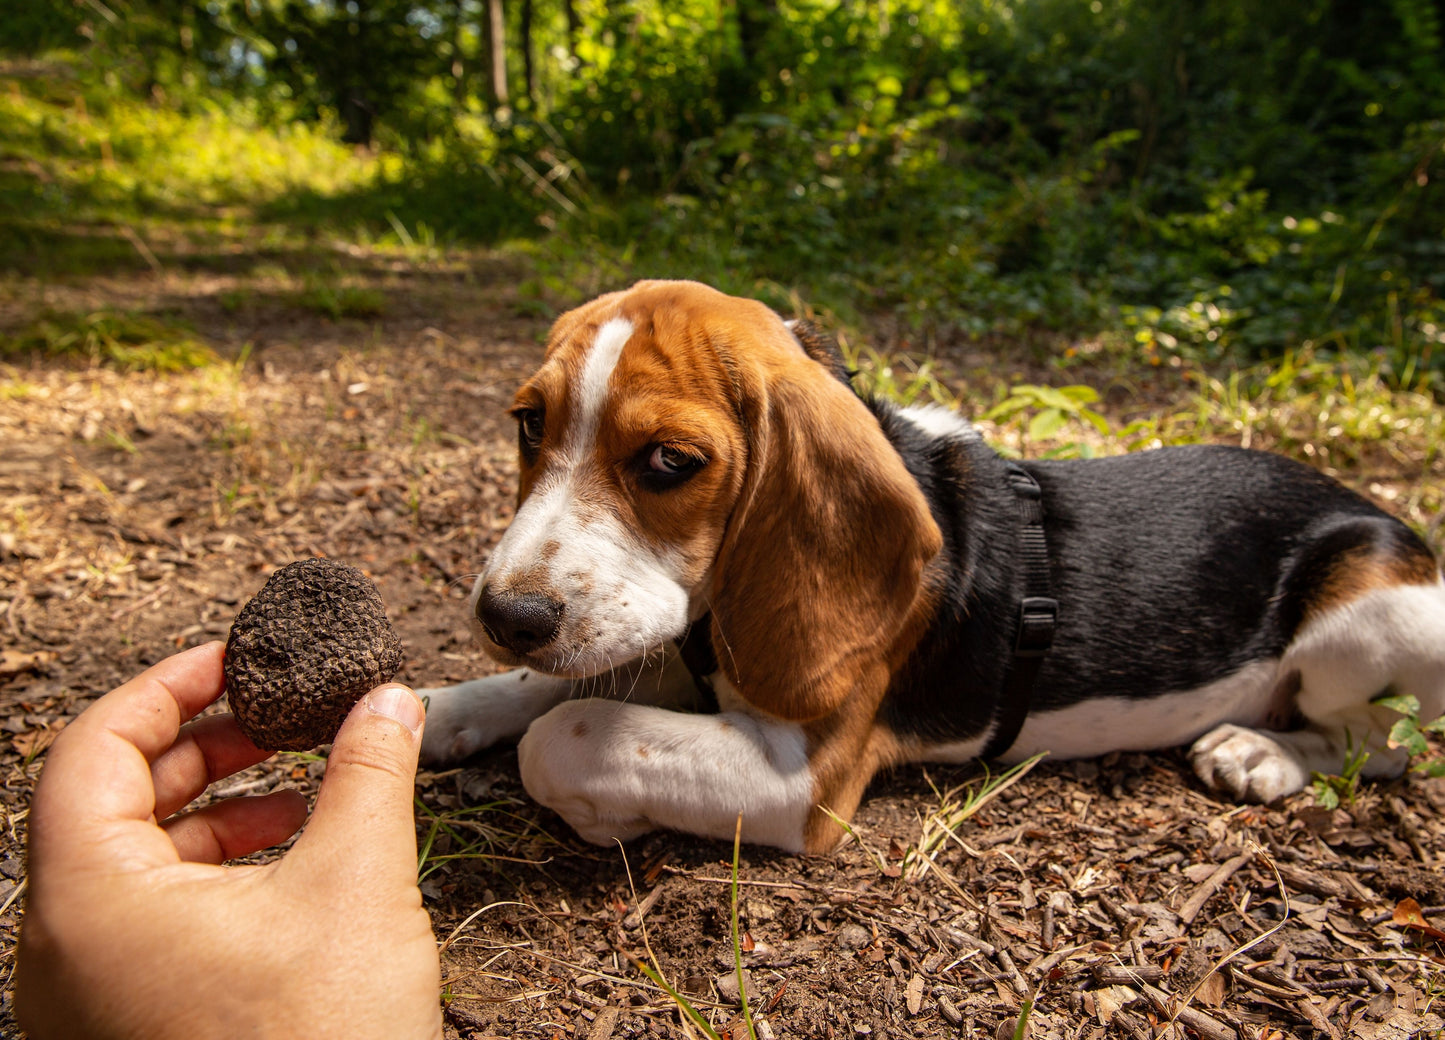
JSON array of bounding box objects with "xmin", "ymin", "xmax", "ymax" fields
[{"xmin": 420, "ymin": 280, "xmax": 1445, "ymax": 854}]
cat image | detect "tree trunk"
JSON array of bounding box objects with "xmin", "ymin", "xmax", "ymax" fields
[
  {"xmin": 449, "ymin": 0, "xmax": 468, "ymax": 104},
  {"xmin": 488, "ymin": 0, "xmax": 509, "ymax": 106},
  {"xmin": 340, "ymin": 89, "xmax": 374, "ymax": 146},
  {"xmin": 563, "ymin": 0, "xmax": 580, "ymax": 65},
  {"xmin": 520, "ymin": 0, "xmax": 534, "ymax": 106}
]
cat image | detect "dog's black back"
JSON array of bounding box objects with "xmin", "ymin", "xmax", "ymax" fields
[{"xmin": 872, "ymin": 398, "xmax": 1434, "ymax": 744}]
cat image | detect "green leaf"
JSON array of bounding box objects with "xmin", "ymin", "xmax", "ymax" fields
[
  {"xmin": 983, "ymin": 397, "xmax": 1032, "ymax": 422},
  {"xmin": 1375, "ymin": 692, "xmax": 1422, "ymax": 717},
  {"xmin": 1389, "ymin": 717, "xmax": 1429, "ymax": 757},
  {"xmin": 1028, "ymin": 385, "xmax": 1081, "ymax": 411},
  {"xmin": 1028, "ymin": 408, "xmax": 1067, "ymax": 440},
  {"xmin": 1058, "ymin": 384, "xmax": 1101, "ymax": 405}
]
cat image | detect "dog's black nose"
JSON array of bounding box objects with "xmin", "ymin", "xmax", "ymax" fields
[{"xmin": 475, "ymin": 586, "xmax": 564, "ymax": 655}]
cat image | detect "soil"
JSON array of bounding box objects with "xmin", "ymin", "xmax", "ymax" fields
[{"xmin": 2, "ymin": 247, "xmax": 1444, "ymax": 1040}]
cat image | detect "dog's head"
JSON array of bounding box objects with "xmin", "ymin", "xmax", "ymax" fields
[{"xmin": 473, "ymin": 280, "xmax": 942, "ymax": 721}]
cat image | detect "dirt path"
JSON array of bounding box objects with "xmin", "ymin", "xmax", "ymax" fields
[{"xmin": 2, "ymin": 253, "xmax": 1443, "ymax": 1039}]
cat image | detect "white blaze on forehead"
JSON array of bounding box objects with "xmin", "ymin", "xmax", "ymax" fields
[
  {"xmin": 479, "ymin": 312, "xmax": 693, "ymax": 674},
  {"xmin": 565, "ymin": 317, "xmax": 634, "ymax": 456}
]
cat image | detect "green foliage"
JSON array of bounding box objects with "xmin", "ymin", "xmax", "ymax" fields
[
  {"xmin": 1, "ymin": 311, "xmax": 217, "ymax": 372},
  {"xmin": 985, "ymin": 385, "xmax": 1111, "ymax": 453},
  {"xmin": 0, "ymin": 70, "xmax": 378, "ymax": 275},
  {"xmin": 847, "ymin": 344, "xmax": 957, "ymax": 408},
  {"xmin": 295, "ymin": 269, "xmax": 388, "ymax": 320},
  {"xmin": 1177, "ymin": 349, "xmax": 1445, "ymax": 481},
  {"xmin": 0, "ymin": 0, "xmax": 85, "ymax": 56},
  {"xmin": 1378, "ymin": 693, "xmax": 1445, "ymax": 778},
  {"xmin": 1311, "ymin": 734, "xmax": 1370, "ymax": 811},
  {"xmin": 4, "ymin": 0, "xmax": 1445, "ymax": 392},
  {"xmin": 1312, "ymin": 693, "xmax": 1445, "ymax": 809}
]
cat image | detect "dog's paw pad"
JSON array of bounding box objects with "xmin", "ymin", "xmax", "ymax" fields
[{"xmin": 1190, "ymin": 724, "xmax": 1309, "ymax": 803}]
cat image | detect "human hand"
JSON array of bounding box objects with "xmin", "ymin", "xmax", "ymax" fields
[{"xmin": 14, "ymin": 641, "xmax": 443, "ymax": 1040}]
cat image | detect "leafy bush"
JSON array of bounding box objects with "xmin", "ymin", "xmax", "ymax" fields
[{"xmin": 5, "ymin": 0, "xmax": 1444, "ymax": 389}]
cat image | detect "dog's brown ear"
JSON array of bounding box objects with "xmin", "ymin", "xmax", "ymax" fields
[
  {"xmin": 785, "ymin": 319, "xmax": 854, "ymax": 386},
  {"xmin": 709, "ymin": 331, "xmax": 943, "ymax": 723}
]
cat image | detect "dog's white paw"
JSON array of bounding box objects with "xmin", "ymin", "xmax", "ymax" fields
[
  {"xmin": 517, "ymin": 702, "xmax": 654, "ymax": 845},
  {"xmin": 1189, "ymin": 724, "xmax": 1310, "ymax": 803},
  {"xmin": 417, "ymin": 685, "xmax": 495, "ymax": 765},
  {"xmin": 417, "ymin": 670, "xmax": 577, "ymax": 767}
]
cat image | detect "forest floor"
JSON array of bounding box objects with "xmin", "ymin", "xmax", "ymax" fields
[{"xmin": 1, "ymin": 229, "xmax": 1444, "ymax": 1040}]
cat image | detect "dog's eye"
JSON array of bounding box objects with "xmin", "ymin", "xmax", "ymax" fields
[
  {"xmin": 642, "ymin": 444, "xmax": 705, "ymax": 487},
  {"xmin": 515, "ymin": 409, "xmax": 544, "ymax": 453}
]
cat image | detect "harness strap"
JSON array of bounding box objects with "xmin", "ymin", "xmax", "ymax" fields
[
  {"xmin": 980, "ymin": 462, "xmax": 1058, "ymax": 761},
  {"xmin": 678, "ymin": 616, "xmax": 721, "ymax": 713}
]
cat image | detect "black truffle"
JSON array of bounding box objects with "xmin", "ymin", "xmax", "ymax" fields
[{"xmin": 224, "ymin": 558, "xmax": 404, "ymax": 751}]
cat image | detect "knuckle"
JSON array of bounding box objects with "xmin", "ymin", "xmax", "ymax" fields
[{"xmin": 328, "ymin": 731, "xmax": 413, "ymax": 779}]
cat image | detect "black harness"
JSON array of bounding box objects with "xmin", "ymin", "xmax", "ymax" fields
[
  {"xmin": 679, "ymin": 617, "xmax": 721, "ymax": 713},
  {"xmin": 677, "ymin": 460, "xmax": 1057, "ymax": 761},
  {"xmin": 978, "ymin": 462, "xmax": 1058, "ymax": 761}
]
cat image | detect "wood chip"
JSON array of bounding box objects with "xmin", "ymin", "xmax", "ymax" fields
[
  {"xmin": 1091, "ymin": 962, "xmax": 1163, "ymax": 986},
  {"xmin": 1179, "ymin": 852, "xmax": 1253, "ymax": 925},
  {"xmin": 585, "ymin": 1006, "xmax": 620, "ymax": 1040},
  {"xmin": 0, "ymin": 648, "xmax": 56, "ymax": 678},
  {"xmin": 1139, "ymin": 982, "xmax": 1238, "ymax": 1040},
  {"xmin": 905, "ymin": 974, "xmax": 924, "ymax": 1015},
  {"xmin": 1272, "ymin": 861, "xmax": 1347, "ymax": 900}
]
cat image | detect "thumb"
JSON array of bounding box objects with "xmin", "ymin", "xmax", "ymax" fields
[{"xmin": 290, "ymin": 684, "xmax": 425, "ymax": 886}]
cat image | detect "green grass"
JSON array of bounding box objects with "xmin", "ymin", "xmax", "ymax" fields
[
  {"xmin": 0, "ymin": 68, "xmax": 373, "ymax": 212},
  {"xmin": 623, "ymin": 819, "xmax": 758, "ymax": 1040},
  {"xmin": 295, "ymin": 270, "xmax": 388, "ymax": 320},
  {"xmin": 415, "ymin": 796, "xmax": 558, "ymax": 883},
  {"xmin": 1, "ymin": 310, "xmax": 217, "ymax": 372},
  {"xmin": 904, "ymin": 753, "xmax": 1048, "ymax": 885}
]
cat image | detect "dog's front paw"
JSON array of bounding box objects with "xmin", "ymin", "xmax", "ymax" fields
[
  {"xmin": 1189, "ymin": 724, "xmax": 1310, "ymax": 803},
  {"xmin": 417, "ymin": 685, "xmax": 494, "ymax": 765},
  {"xmin": 517, "ymin": 701, "xmax": 655, "ymax": 846},
  {"xmin": 417, "ymin": 670, "xmax": 578, "ymax": 766}
]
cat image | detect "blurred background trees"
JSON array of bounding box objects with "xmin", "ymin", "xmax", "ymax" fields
[{"xmin": 2, "ymin": 0, "xmax": 1443, "ymax": 382}]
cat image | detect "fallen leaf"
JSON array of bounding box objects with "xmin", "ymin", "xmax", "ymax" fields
[
  {"xmin": 1195, "ymin": 971, "xmax": 1228, "ymax": 1008},
  {"xmin": 1392, "ymin": 898, "xmax": 1445, "ymax": 943},
  {"xmin": 0, "ymin": 649, "xmax": 57, "ymax": 679},
  {"xmin": 12, "ymin": 718, "xmax": 66, "ymax": 758},
  {"xmin": 1091, "ymin": 985, "xmax": 1137, "ymax": 1024}
]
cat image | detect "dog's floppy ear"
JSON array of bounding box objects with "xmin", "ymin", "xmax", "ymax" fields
[
  {"xmin": 709, "ymin": 323, "xmax": 943, "ymax": 723},
  {"xmin": 784, "ymin": 319, "xmax": 855, "ymax": 386}
]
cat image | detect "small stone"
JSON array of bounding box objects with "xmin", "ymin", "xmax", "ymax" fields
[
  {"xmin": 714, "ymin": 970, "xmax": 758, "ymax": 1005},
  {"xmin": 834, "ymin": 922, "xmax": 872, "ymax": 951}
]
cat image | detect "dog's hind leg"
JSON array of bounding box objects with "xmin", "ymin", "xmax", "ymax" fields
[{"xmin": 1192, "ymin": 517, "xmax": 1445, "ymax": 802}]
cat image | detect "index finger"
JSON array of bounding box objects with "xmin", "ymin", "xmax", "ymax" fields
[{"xmin": 28, "ymin": 643, "xmax": 228, "ymax": 867}]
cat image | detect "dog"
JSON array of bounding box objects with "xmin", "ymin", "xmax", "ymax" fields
[{"xmin": 419, "ymin": 280, "xmax": 1445, "ymax": 854}]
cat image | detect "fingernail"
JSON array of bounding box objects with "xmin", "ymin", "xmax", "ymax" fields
[{"xmin": 364, "ymin": 684, "xmax": 424, "ymax": 735}]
